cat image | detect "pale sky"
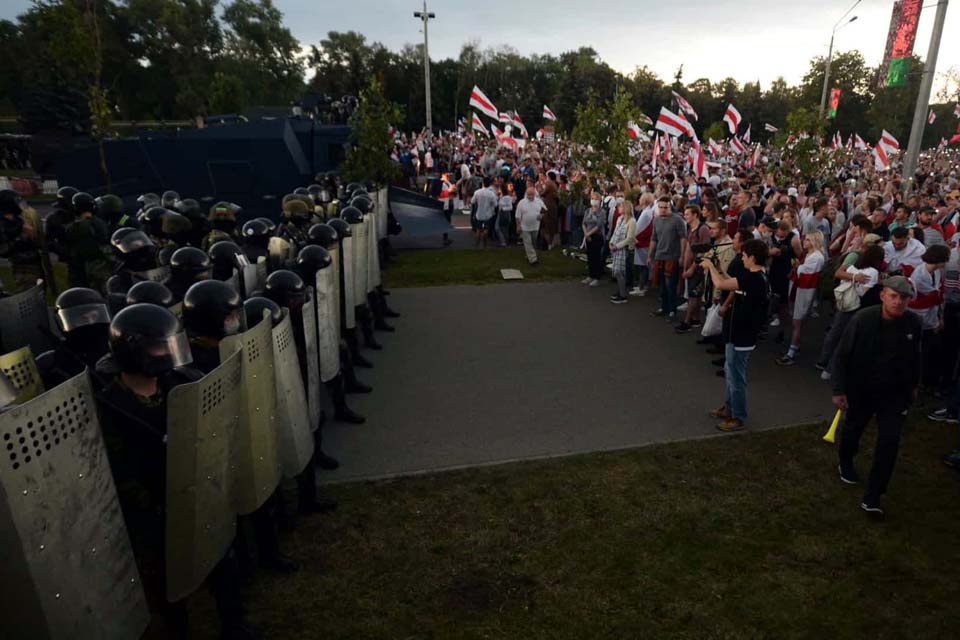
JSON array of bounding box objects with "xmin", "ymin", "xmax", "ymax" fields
[{"xmin": 3, "ymin": 0, "xmax": 958, "ymax": 95}]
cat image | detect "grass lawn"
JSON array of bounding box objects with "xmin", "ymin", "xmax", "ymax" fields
[
  {"xmin": 180, "ymin": 412, "xmax": 960, "ymax": 639},
  {"xmin": 383, "ymin": 247, "xmax": 587, "ymax": 288}
]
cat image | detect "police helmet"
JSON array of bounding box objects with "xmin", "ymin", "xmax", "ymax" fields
[
  {"xmin": 72, "ymin": 192, "xmax": 97, "ymax": 216},
  {"xmin": 126, "ymin": 280, "xmax": 176, "ymax": 308},
  {"xmin": 56, "ymin": 186, "xmax": 79, "ymax": 210},
  {"xmin": 55, "ymin": 287, "xmax": 110, "ymax": 332},
  {"xmin": 170, "ymin": 246, "xmax": 211, "ymax": 282},
  {"xmin": 306, "ymin": 223, "xmax": 337, "ymax": 248},
  {"xmin": 160, "ymin": 190, "xmax": 180, "ymax": 209},
  {"xmin": 328, "ymin": 217, "xmax": 351, "ymax": 238},
  {"xmin": 341, "ymin": 206, "xmax": 363, "ymax": 225},
  {"xmin": 244, "ymin": 296, "xmax": 283, "ymax": 328},
  {"xmin": 108, "ymin": 304, "xmax": 193, "ymax": 376},
  {"xmin": 349, "ymin": 195, "xmax": 373, "ymax": 215},
  {"xmin": 241, "ymin": 218, "xmax": 271, "ymax": 240},
  {"xmin": 183, "ymin": 279, "xmax": 245, "ymax": 339},
  {"xmin": 208, "ymin": 241, "xmax": 243, "ymax": 280},
  {"xmin": 264, "ymin": 269, "xmax": 306, "ymax": 311}
]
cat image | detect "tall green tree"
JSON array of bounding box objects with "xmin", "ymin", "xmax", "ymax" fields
[
  {"xmin": 571, "ymin": 90, "xmax": 639, "ymax": 181},
  {"xmin": 341, "ymin": 78, "xmax": 401, "ymax": 184}
]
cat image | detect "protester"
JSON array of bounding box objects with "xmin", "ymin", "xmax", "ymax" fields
[
  {"xmin": 608, "ymin": 201, "xmax": 636, "ymax": 304},
  {"xmin": 777, "ymin": 231, "xmax": 825, "ymax": 366},
  {"xmin": 516, "ymin": 186, "xmax": 545, "ymax": 266},
  {"xmin": 582, "ymin": 195, "xmax": 604, "ymax": 286},
  {"xmin": 470, "ymin": 176, "xmax": 498, "ymax": 248},
  {"xmin": 648, "ymin": 197, "xmax": 687, "ymax": 320}
]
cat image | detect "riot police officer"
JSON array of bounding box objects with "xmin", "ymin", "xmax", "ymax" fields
[
  {"xmin": 95, "ymin": 194, "xmax": 137, "ymax": 231},
  {"xmin": 45, "ymin": 185, "xmax": 78, "ymax": 259},
  {"xmin": 64, "ymin": 192, "xmax": 112, "ymax": 290},
  {"xmin": 0, "ymin": 188, "xmax": 43, "ymax": 292},
  {"xmin": 37, "ymin": 287, "xmax": 111, "ymax": 389},
  {"xmin": 341, "ymin": 206, "xmax": 383, "ymax": 351},
  {"xmin": 138, "ymin": 206, "xmax": 168, "ymax": 244},
  {"xmin": 95, "ymin": 303, "xmax": 258, "ymax": 639},
  {"xmin": 240, "ymin": 218, "xmax": 271, "ymax": 264},
  {"xmin": 327, "ymin": 217, "xmax": 372, "ymax": 368},
  {"xmin": 174, "ymin": 197, "xmax": 209, "ymax": 247},
  {"xmin": 204, "ymin": 201, "xmax": 240, "ymax": 250},
  {"xmin": 126, "ymin": 280, "xmax": 176, "ymax": 308},
  {"xmin": 209, "ymin": 240, "xmax": 244, "ymax": 282},
  {"xmin": 164, "ymin": 246, "xmax": 211, "ymax": 302}
]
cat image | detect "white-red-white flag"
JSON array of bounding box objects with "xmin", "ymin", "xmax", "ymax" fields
[
  {"xmin": 873, "ymin": 142, "xmax": 890, "ymax": 170},
  {"xmin": 928, "ymin": 109, "xmax": 936, "ymax": 125},
  {"xmin": 671, "ymin": 90, "xmax": 698, "ymax": 121},
  {"xmin": 490, "ymin": 123, "xmax": 503, "ymax": 138},
  {"xmin": 751, "ymin": 144, "xmax": 761, "ymax": 168},
  {"xmin": 764, "ymin": 123, "xmax": 778, "ymax": 133},
  {"xmin": 542, "ymin": 105, "xmax": 557, "ymax": 121},
  {"xmin": 662, "ymin": 133, "xmax": 672, "ymax": 160},
  {"xmin": 637, "ymin": 113, "xmax": 654, "ymax": 126},
  {"xmin": 511, "ymin": 112, "xmax": 528, "ymax": 138},
  {"xmin": 469, "ymin": 86, "xmax": 498, "ymax": 120},
  {"xmin": 743, "ymin": 124, "xmax": 751, "ymax": 144},
  {"xmin": 626, "ymin": 121, "xmax": 647, "ymax": 141},
  {"xmin": 729, "ymin": 136, "xmax": 745, "ymax": 154},
  {"xmin": 846, "ymin": 134, "xmax": 854, "ymax": 149},
  {"xmin": 708, "ymin": 138, "xmax": 722, "ymax": 156},
  {"xmin": 498, "ymin": 112, "xmax": 511, "ymax": 124},
  {"xmin": 853, "ymin": 133, "xmax": 867, "ymax": 150},
  {"xmin": 655, "ymin": 106, "xmax": 692, "ymax": 138},
  {"xmin": 471, "ymin": 113, "xmax": 488, "ymax": 135},
  {"xmin": 651, "ymin": 135, "xmax": 660, "ymax": 174},
  {"xmin": 723, "ymin": 104, "xmax": 741, "ymax": 135},
  {"xmin": 879, "ymin": 129, "xmax": 900, "ymax": 153},
  {"xmin": 691, "ymin": 139, "xmax": 707, "ymax": 178},
  {"xmin": 939, "ymin": 137, "xmax": 948, "ymax": 150},
  {"xmin": 786, "ymin": 134, "xmax": 797, "ymax": 146}
]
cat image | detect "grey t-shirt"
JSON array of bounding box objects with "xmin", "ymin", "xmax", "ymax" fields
[{"xmin": 650, "ymin": 213, "xmax": 687, "ymax": 261}]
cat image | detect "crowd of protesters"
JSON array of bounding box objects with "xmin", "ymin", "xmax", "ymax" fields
[{"xmin": 391, "ymin": 127, "xmax": 960, "ymax": 515}]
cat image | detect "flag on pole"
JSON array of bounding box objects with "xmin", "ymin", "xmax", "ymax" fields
[
  {"xmin": 626, "ymin": 122, "xmax": 646, "ymax": 140},
  {"xmin": 490, "ymin": 123, "xmax": 503, "ymax": 138},
  {"xmin": 662, "ymin": 133, "xmax": 671, "ymax": 160},
  {"xmin": 469, "ymin": 86, "xmax": 498, "ymax": 120},
  {"xmin": 764, "ymin": 123, "xmax": 778, "ymax": 133},
  {"xmin": 846, "ymin": 134, "xmax": 854, "ymax": 149},
  {"xmin": 939, "ymin": 137, "xmax": 948, "ymax": 150},
  {"xmin": 729, "ymin": 136, "xmax": 745, "ymax": 154},
  {"xmin": 498, "ymin": 112, "xmax": 511, "ymax": 124},
  {"xmin": 708, "ymin": 138, "xmax": 722, "ymax": 155},
  {"xmin": 723, "ymin": 104, "xmax": 741, "ymax": 135},
  {"xmin": 874, "ymin": 143, "xmax": 890, "ymax": 170},
  {"xmin": 655, "ymin": 106, "xmax": 692, "ymax": 138},
  {"xmin": 542, "ymin": 105, "xmax": 557, "ymax": 121},
  {"xmin": 750, "ymin": 144, "xmax": 761, "ymax": 169},
  {"xmin": 879, "ymin": 129, "xmax": 900, "ymax": 153},
  {"xmin": 691, "ymin": 139, "xmax": 707, "ymax": 178},
  {"xmin": 671, "ymin": 90, "xmax": 698, "ymax": 121},
  {"xmin": 471, "ymin": 112, "xmax": 488, "ymax": 135},
  {"xmin": 511, "ymin": 112, "xmax": 528, "ymax": 138},
  {"xmin": 651, "ymin": 135, "xmax": 660, "ymax": 174},
  {"xmin": 637, "ymin": 113, "xmax": 654, "ymax": 126},
  {"xmin": 854, "ymin": 133, "xmax": 867, "ymax": 150},
  {"xmin": 786, "ymin": 134, "xmax": 797, "ymax": 146},
  {"xmin": 743, "ymin": 124, "xmax": 751, "ymax": 144},
  {"xmin": 928, "ymin": 109, "xmax": 936, "ymax": 125}
]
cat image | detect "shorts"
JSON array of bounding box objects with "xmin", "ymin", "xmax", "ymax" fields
[{"xmin": 793, "ymin": 288, "xmax": 816, "ymax": 321}]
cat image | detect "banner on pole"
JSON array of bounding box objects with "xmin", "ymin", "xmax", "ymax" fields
[
  {"xmin": 882, "ymin": 0, "xmax": 923, "ymax": 88},
  {"xmin": 828, "ymin": 88, "xmax": 841, "ymax": 119}
]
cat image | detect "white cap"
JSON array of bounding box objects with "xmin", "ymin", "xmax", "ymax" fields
[{"xmin": 787, "ymin": 187, "xmax": 799, "ymax": 197}]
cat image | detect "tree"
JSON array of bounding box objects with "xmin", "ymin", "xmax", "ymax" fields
[
  {"xmin": 702, "ymin": 121, "xmax": 727, "ymax": 143},
  {"xmin": 571, "ymin": 90, "xmax": 639, "ymax": 181},
  {"xmin": 341, "ymin": 78, "xmax": 401, "ymax": 185}
]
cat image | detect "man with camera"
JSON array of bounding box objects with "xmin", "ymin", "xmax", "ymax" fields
[{"xmin": 676, "ymin": 204, "xmax": 712, "ymax": 334}]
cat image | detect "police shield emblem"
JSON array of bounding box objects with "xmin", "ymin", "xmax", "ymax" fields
[
  {"xmin": 165, "ymin": 350, "xmax": 242, "ymax": 602},
  {"xmin": 0, "ymin": 372, "xmax": 150, "ymax": 639},
  {"xmin": 270, "ymin": 312, "xmax": 315, "ymax": 475},
  {"xmin": 219, "ymin": 316, "xmax": 281, "ymax": 515}
]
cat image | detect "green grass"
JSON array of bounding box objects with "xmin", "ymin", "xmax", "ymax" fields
[
  {"xmin": 177, "ymin": 412, "xmax": 960, "ymax": 639},
  {"xmin": 383, "ymin": 247, "xmax": 587, "ymax": 288}
]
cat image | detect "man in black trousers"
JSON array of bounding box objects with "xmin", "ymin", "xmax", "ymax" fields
[{"xmin": 832, "ymin": 276, "xmax": 922, "ymax": 517}]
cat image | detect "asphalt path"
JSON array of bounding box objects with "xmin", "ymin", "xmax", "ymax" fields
[{"xmin": 322, "ymin": 278, "xmax": 833, "ymax": 484}]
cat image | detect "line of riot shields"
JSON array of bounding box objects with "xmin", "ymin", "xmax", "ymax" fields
[{"xmin": 0, "ymin": 180, "xmax": 398, "ymax": 639}]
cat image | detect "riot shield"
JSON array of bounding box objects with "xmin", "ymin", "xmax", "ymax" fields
[
  {"xmin": 165, "ymin": 350, "xmax": 242, "ymax": 602},
  {"xmin": 219, "ymin": 316, "xmax": 281, "ymax": 515},
  {"xmin": 268, "ymin": 236, "xmax": 294, "ymax": 272},
  {"xmin": 300, "ymin": 290, "xmax": 323, "ymax": 429},
  {"xmin": 226, "ymin": 269, "xmax": 241, "ymax": 293},
  {"xmin": 0, "ymin": 371, "xmax": 150, "ymax": 639},
  {"xmin": 270, "ymin": 312, "xmax": 314, "ymax": 475},
  {"xmin": 256, "ymin": 257, "xmax": 268, "ymax": 289},
  {"xmin": 329, "ymin": 246, "xmax": 342, "ymax": 342},
  {"xmin": 366, "ymin": 213, "xmax": 381, "ymax": 290},
  {"xmin": 0, "ymin": 282, "xmax": 53, "ymax": 356},
  {"xmin": 314, "ymin": 269, "xmax": 340, "ymax": 383},
  {"xmin": 352, "ymin": 220, "xmax": 369, "ymax": 304},
  {"xmin": 377, "ymin": 186, "xmax": 389, "ymax": 239},
  {"xmin": 341, "ymin": 237, "xmax": 356, "ymax": 329},
  {"xmin": 0, "ymin": 346, "xmax": 45, "ymax": 403},
  {"xmin": 131, "ymin": 265, "xmax": 171, "ymax": 283},
  {"xmin": 241, "ymin": 263, "xmax": 259, "ymax": 298}
]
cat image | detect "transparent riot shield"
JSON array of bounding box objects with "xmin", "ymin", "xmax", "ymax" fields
[
  {"xmin": 0, "ymin": 346, "xmax": 45, "ymax": 403},
  {"xmin": 165, "ymin": 350, "xmax": 242, "ymax": 602},
  {"xmin": 314, "ymin": 269, "xmax": 340, "ymax": 383},
  {"xmin": 270, "ymin": 312, "xmax": 314, "ymax": 475},
  {"xmin": 0, "ymin": 282, "xmax": 53, "ymax": 356},
  {"xmin": 219, "ymin": 317, "xmax": 281, "ymax": 515},
  {"xmin": 0, "ymin": 371, "xmax": 150, "ymax": 639}
]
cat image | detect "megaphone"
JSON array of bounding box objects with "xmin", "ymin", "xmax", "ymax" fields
[{"xmin": 823, "ymin": 409, "xmax": 842, "ymax": 443}]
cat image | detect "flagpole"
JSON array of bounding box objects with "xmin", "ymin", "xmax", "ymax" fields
[
  {"xmin": 414, "ymin": 2, "xmax": 436, "ymax": 133},
  {"xmin": 902, "ymin": 0, "xmax": 949, "ymax": 193}
]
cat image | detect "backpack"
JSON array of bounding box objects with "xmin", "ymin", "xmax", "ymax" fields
[{"xmin": 834, "ymin": 279, "xmax": 861, "ymax": 312}]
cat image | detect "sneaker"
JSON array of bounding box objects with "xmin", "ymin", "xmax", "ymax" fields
[
  {"xmin": 815, "ymin": 361, "xmax": 827, "ymax": 371},
  {"xmin": 581, "ymin": 277, "xmax": 593, "ymax": 284},
  {"xmin": 769, "ymin": 317, "xmax": 781, "ymax": 327},
  {"xmin": 674, "ymin": 322, "xmax": 692, "ymax": 334},
  {"xmin": 689, "ymin": 318, "xmax": 701, "ymax": 328},
  {"xmin": 820, "ymin": 370, "xmax": 832, "ymax": 381},
  {"xmin": 860, "ymin": 499, "xmax": 884, "ymax": 517},
  {"xmin": 709, "ymin": 405, "xmax": 731, "ymax": 419},
  {"xmin": 838, "ymin": 464, "xmax": 860, "ymax": 485},
  {"xmin": 667, "ymin": 312, "xmax": 676, "ymax": 321},
  {"xmin": 676, "ymin": 302, "xmax": 689, "ymax": 312},
  {"xmin": 716, "ymin": 418, "xmax": 745, "ymax": 432},
  {"xmin": 610, "ymin": 295, "xmax": 628, "ymax": 305},
  {"xmin": 776, "ymin": 353, "xmax": 796, "ymax": 366},
  {"xmin": 630, "ymin": 287, "xmax": 647, "ymax": 297},
  {"xmin": 927, "ymin": 408, "xmax": 956, "ymax": 422},
  {"xmin": 588, "ymin": 279, "xmax": 600, "ymax": 287},
  {"xmin": 628, "ymin": 286, "xmax": 641, "ymax": 295},
  {"xmin": 943, "ymin": 451, "xmax": 960, "ymax": 468},
  {"xmin": 650, "ymin": 309, "xmax": 666, "ymax": 317}
]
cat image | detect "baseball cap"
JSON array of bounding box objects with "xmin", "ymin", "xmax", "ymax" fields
[
  {"xmin": 787, "ymin": 187, "xmax": 799, "ymax": 197},
  {"xmin": 882, "ymin": 275, "xmax": 913, "ymax": 296}
]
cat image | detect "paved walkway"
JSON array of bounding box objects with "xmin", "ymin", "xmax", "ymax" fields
[{"xmin": 323, "ymin": 280, "xmax": 832, "ymax": 483}]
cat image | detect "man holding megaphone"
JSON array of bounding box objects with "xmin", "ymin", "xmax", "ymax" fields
[{"xmin": 831, "ymin": 276, "xmax": 921, "ymax": 517}]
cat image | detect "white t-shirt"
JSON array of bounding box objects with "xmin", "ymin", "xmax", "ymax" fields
[
  {"xmin": 516, "ymin": 197, "xmax": 545, "ymax": 232},
  {"xmin": 845, "ymin": 265, "xmax": 879, "ymax": 297}
]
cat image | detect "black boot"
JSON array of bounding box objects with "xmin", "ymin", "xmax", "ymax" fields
[
  {"xmin": 346, "ymin": 328, "xmax": 373, "ymax": 367},
  {"xmin": 377, "ymin": 286, "xmax": 400, "ymax": 318},
  {"xmin": 208, "ymin": 553, "xmax": 263, "ymax": 640},
  {"xmin": 331, "ymin": 373, "xmax": 366, "ymax": 424},
  {"xmin": 253, "ymin": 493, "xmax": 300, "ymax": 574},
  {"xmin": 369, "ymin": 292, "xmax": 395, "ymax": 332},
  {"xmin": 296, "ymin": 458, "xmax": 338, "ymax": 513},
  {"xmin": 339, "ymin": 350, "xmax": 373, "ymax": 393},
  {"xmin": 358, "ymin": 304, "xmax": 383, "ymax": 349},
  {"xmin": 335, "ymin": 405, "xmax": 366, "ymax": 424}
]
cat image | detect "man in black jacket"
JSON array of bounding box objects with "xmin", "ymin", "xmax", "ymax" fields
[{"xmin": 832, "ymin": 276, "xmax": 921, "ymax": 517}]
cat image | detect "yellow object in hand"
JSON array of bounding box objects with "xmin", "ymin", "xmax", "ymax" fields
[{"xmin": 823, "ymin": 409, "xmax": 842, "ymax": 443}]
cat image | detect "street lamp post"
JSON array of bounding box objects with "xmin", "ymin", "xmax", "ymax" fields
[
  {"xmin": 819, "ymin": 1, "xmax": 861, "ymax": 119},
  {"xmin": 413, "ymin": 2, "xmax": 435, "ymax": 133}
]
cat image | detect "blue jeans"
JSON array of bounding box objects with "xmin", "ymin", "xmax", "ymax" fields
[
  {"xmin": 657, "ymin": 260, "xmax": 679, "ymax": 313},
  {"xmin": 724, "ymin": 343, "xmax": 752, "ymax": 422}
]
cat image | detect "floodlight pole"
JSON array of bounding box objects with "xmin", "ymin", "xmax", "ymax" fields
[
  {"xmin": 414, "ymin": 2, "xmax": 435, "ymax": 133},
  {"xmin": 819, "ymin": 2, "xmax": 861, "ymax": 119}
]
